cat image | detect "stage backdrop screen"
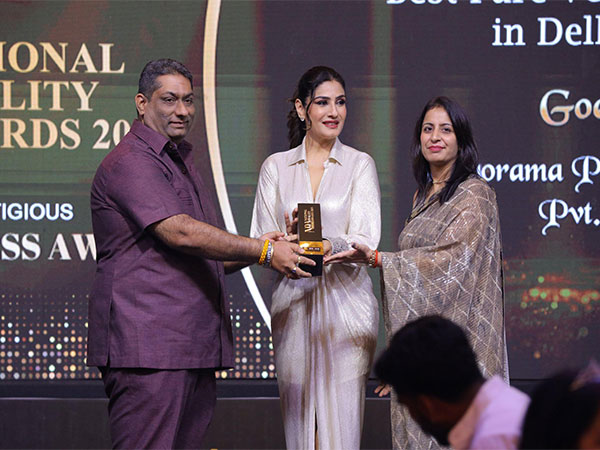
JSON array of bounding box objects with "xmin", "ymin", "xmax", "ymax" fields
[{"xmin": 0, "ymin": 0, "xmax": 598, "ymax": 383}]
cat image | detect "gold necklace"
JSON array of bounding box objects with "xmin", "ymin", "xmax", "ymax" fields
[{"xmin": 431, "ymin": 179, "xmax": 448, "ymax": 185}]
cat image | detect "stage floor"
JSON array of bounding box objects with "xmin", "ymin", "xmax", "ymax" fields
[
  {"xmin": 0, "ymin": 378, "xmax": 537, "ymax": 449},
  {"xmin": 0, "ymin": 380, "xmax": 392, "ymax": 449}
]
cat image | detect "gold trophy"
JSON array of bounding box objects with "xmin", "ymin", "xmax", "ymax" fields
[{"xmin": 297, "ymin": 203, "xmax": 323, "ymax": 276}]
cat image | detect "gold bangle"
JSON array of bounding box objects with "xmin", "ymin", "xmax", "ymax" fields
[{"xmin": 258, "ymin": 239, "xmax": 270, "ymax": 265}]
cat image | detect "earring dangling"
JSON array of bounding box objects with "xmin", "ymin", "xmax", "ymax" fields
[{"xmin": 300, "ymin": 117, "xmax": 305, "ymax": 122}]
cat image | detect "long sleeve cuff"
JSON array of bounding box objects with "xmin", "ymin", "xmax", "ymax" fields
[{"xmin": 324, "ymin": 236, "xmax": 352, "ymax": 255}]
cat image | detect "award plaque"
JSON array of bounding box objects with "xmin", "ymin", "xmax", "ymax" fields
[{"xmin": 297, "ymin": 203, "xmax": 323, "ymax": 276}]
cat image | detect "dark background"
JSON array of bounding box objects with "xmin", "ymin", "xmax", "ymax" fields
[{"xmin": 0, "ymin": 0, "xmax": 598, "ymax": 390}]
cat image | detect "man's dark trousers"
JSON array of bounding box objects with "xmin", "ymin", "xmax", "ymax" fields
[{"xmin": 101, "ymin": 367, "xmax": 216, "ymax": 449}]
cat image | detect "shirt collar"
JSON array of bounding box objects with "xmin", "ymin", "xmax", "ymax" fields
[
  {"xmin": 448, "ymin": 376, "xmax": 504, "ymax": 450},
  {"xmin": 130, "ymin": 119, "xmax": 192, "ymax": 156},
  {"xmin": 287, "ymin": 137, "xmax": 344, "ymax": 166}
]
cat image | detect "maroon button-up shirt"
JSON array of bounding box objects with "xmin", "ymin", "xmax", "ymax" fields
[{"xmin": 87, "ymin": 120, "xmax": 233, "ymax": 369}]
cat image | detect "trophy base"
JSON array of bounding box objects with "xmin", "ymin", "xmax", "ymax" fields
[{"xmin": 301, "ymin": 254, "xmax": 323, "ymax": 276}]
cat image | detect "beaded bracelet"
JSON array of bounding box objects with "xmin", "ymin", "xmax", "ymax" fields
[
  {"xmin": 263, "ymin": 240, "xmax": 273, "ymax": 267},
  {"xmin": 368, "ymin": 249, "xmax": 379, "ymax": 268},
  {"xmin": 258, "ymin": 239, "xmax": 270, "ymax": 265}
]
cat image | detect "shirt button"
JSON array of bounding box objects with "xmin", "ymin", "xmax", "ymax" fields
[{"xmin": 181, "ymin": 168, "xmax": 187, "ymax": 174}]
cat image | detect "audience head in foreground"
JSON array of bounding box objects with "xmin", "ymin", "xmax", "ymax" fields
[
  {"xmin": 375, "ymin": 315, "xmax": 530, "ymax": 450},
  {"xmin": 519, "ymin": 361, "xmax": 600, "ymax": 449}
]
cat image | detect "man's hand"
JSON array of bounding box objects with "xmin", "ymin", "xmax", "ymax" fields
[
  {"xmin": 223, "ymin": 231, "xmax": 286, "ymax": 274},
  {"xmin": 149, "ymin": 213, "xmax": 316, "ymax": 277},
  {"xmin": 261, "ymin": 231, "xmax": 286, "ymax": 242},
  {"xmin": 271, "ymin": 240, "xmax": 315, "ymax": 279}
]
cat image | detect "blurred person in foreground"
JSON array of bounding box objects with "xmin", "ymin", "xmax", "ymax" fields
[
  {"xmin": 519, "ymin": 360, "xmax": 600, "ymax": 449},
  {"xmin": 375, "ymin": 315, "xmax": 530, "ymax": 450}
]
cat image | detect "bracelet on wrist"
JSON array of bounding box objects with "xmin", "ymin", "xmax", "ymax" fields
[
  {"xmin": 258, "ymin": 239, "xmax": 270, "ymax": 265},
  {"xmin": 264, "ymin": 240, "xmax": 273, "ymax": 267},
  {"xmin": 368, "ymin": 249, "xmax": 379, "ymax": 268}
]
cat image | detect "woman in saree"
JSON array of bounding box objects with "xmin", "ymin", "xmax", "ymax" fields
[{"xmin": 327, "ymin": 96, "xmax": 508, "ymax": 450}]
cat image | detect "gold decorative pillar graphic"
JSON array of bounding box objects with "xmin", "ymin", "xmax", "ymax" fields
[{"xmin": 202, "ymin": 0, "xmax": 271, "ymax": 331}]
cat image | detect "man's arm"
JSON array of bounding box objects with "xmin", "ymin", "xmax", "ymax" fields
[
  {"xmin": 222, "ymin": 232, "xmax": 288, "ymax": 274},
  {"xmin": 150, "ymin": 214, "xmax": 262, "ymax": 262},
  {"xmin": 149, "ymin": 214, "xmax": 314, "ymax": 277}
]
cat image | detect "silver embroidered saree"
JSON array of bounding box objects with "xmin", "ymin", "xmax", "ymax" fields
[{"xmin": 380, "ymin": 176, "xmax": 508, "ymax": 450}]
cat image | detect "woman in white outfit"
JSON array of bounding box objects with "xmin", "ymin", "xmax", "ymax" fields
[{"xmin": 250, "ymin": 66, "xmax": 381, "ymax": 450}]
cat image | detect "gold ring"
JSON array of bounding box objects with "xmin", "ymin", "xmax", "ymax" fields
[
  {"xmin": 291, "ymin": 266, "xmax": 297, "ymax": 275},
  {"xmin": 297, "ymin": 255, "xmax": 301, "ymax": 265}
]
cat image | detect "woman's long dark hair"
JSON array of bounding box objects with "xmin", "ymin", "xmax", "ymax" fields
[
  {"xmin": 411, "ymin": 96, "xmax": 479, "ymax": 205},
  {"xmin": 287, "ymin": 66, "xmax": 346, "ymax": 149}
]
